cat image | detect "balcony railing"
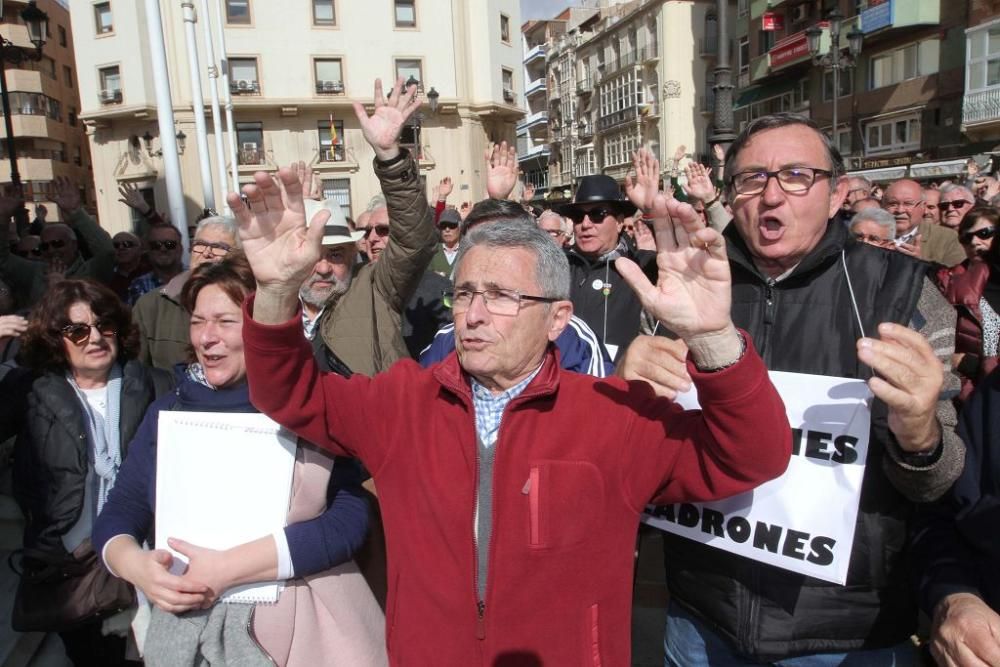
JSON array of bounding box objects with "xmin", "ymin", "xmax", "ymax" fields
[
  {"xmin": 576, "ymin": 75, "xmax": 592, "ymax": 94},
  {"xmin": 963, "ymin": 88, "xmax": 1000, "ymax": 126},
  {"xmin": 231, "ymin": 80, "xmax": 261, "ymax": 95},
  {"xmin": 315, "ymin": 80, "xmax": 344, "ymax": 95},
  {"xmin": 238, "ymin": 148, "xmax": 266, "ymax": 165},
  {"xmin": 525, "ymin": 77, "xmax": 546, "ymax": 97},
  {"xmin": 577, "ymin": 121, "xmax": 594, "ymax": 140},
  {"xmin": 516, "ymin": 110, "xmax": 548, "ymax": 132},
  {"xmin": 524, "ymin": 43, "xmax": 546, "ymax": 63},
  {"xmin": 597, "ymin": 106, "xmax": 638, "ymax": 132},
  {"xmin": 99, "ymin": 89, "xmax": 122, "ymax": 104}
]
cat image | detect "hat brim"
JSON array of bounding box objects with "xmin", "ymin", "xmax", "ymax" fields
[
  {"xmin": 321, "ymin": 230, "xmax": 365, "ymax": 246},
  {"xmin": 556, "ymin": 200, "xmax": 637, "ymax": 218}
]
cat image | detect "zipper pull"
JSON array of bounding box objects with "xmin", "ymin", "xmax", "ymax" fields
[
  {"xmin": 521, "ymin": 478, "xmax": 531, "ymax": 494},
  {"xmin": 476, "ymin": 600, "xmax": 486, "ymax": 640}
]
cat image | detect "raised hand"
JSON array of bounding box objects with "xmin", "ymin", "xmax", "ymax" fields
[
  {"xmin": 615, "ymin": 198, "xmax": 732, "ymax": 342},
  {"xmin": 712, "ymin": 143, "xmax": 726, "ymax": 163},
  {"xmin": 522, "ymin": 181, "xmax": 536, "ymax": 203},
  {"xmin": 485, "ymin": 141, "xmax": 518, "ymax": 200},
  {"xmin": 227, "ymin": 168, "xmax": 328, "ymax": 297},
  {"xmin": 45, "ymin": 257, "xmax": 66, "ymax": 287},
  {"xmin": 633, "ymin": 217, "xmax": 656, "ymax": 251},
  {"xmin": 352, "ymin": 77, "xmax": 422, "ymax": 162},
  {"xmin": 0, "ymin": 314, "xmax": 28, "ymax": 342},
  {"xmin": 856, "ymin": 322, "xmax": 943, "ymax": 453},
  {"xmin": 294, "ymin": 161, "xmax": 322, "ymax": 201},
  {"xmin": 118, "ymin": 182, "xmax": 151, "ymax": 214},
  {"xmin": 438, "ymin": 176, "xmax": 454, "ymax": 199},
  {"xmin": 683, "ymin": 162, "xmax": 718, "ymax": 203},
  {"xmin": 52, "ymin": 176, "xmax": 81, "ymax": 215},
  {"xmin": 625, "ymin": 148, "xmax": 664, "ymax": 214}
]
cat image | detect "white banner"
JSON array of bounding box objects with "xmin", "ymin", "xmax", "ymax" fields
[{"xmin": 643, "ymin": 371, "xmax": 871, "ymax": 585}]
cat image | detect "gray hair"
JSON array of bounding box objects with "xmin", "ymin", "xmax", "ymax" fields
[
  {"xmin": 848, "ymin": 176, "xmax": 872, "ymax": 192},
  {"xmin": 195, "ymin": 215, "xmax": 241, "ymax": 248},
  {"xmin": 537, "ymin": 209, "xmax": 570, "ymax": 235},
  {"xmin": 366, "ymin": 194, "xmax": 387, "ymax": 214},
  {"xmin": 724, "ymin": 113, "xmax": 845, "ymax": 189},
  {"xmin": 940, "ymin": 183, "xmax": 975, "ymax": 202},
  {"xmin": 454, "ymin": 219, "xmax": 570, "ymax": 299},
  {"xmin": 850, "ymin": 207, "xmax": 896, "ymax": 241}
]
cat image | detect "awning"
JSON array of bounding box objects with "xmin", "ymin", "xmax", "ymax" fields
[
  {"xmin": 733, "ymin": 79, "xmax": 798, "ymax": 110},
  {"xmin": 907, "ymin": 158, "xmax": 968, "ymax": 180},
  {"xmin": 846, "ymin": 166, "xmax": 908, "ymax": 182}
]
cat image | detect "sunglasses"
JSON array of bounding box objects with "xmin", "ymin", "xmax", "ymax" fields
[
  {"xmin": 364, "ymin": 225, "xmax": 390, "ymax": 238},
  {"xmin": 438, "ymin": 221, "xmax": 460, "ymax": 230},
  {"xmin": 39, "ymin": 239, "xmax": 68, "ymax": 252},
  {"xmin": 61, "ymin": 321, "xmax": 117, "ymax": 345},
  {"xmin": 113, "ymin": 240, "xmax": 138, "ymax": 249},
  {"xmin": 191, "ymin": 240, "xmax": 233, "ymax": 258},
  {"xmin": 940, "ymin": 200, "xmax": 973, "ymax": 211},
  {"xmin": 149, "ymin": 240, "xmax": 179, "ymax": 251},
  {"xmin": 566, "ymin": 207, "xmax": 616, "ymax": 225},
  {"xmin": 960, "ymin": 227, "xmax": 996, "ymax": 244}
]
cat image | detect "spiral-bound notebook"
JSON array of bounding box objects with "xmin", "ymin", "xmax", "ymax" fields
[{"xmin": 155, "ymin": 411, "xmax": 297, "ymax": 604}]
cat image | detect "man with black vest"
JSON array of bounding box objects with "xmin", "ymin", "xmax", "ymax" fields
[
  {"xmin": 622, "ymin": 114, "xmax": 966, "ymax": 664},
  {"xmin": 559, "ymin": 175, "xmax": 657, "ymax": 361}
]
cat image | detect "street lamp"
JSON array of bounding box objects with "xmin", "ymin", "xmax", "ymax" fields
[
  {"xmin": 0, "ymin": 1, "xmax": 50, "ymax": 230},
  {"xmin": 426, "ymin": 87, "xmax": 440, "ymax": 114},
  {"xmin": 807, "ymin": 7, "xmax": 863, "ymax": 152}
]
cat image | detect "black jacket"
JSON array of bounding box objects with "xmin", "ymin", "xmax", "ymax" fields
[
  {"xmin": 566, "ymin": 240, "xmax": 656, "ymax": 358},
  {"xmin": 13, "ymin": 360, "xmax": 172, "ymax": 555},
  {"xmin": 663, "ymin": 221, "xmax": 931, "ymax": 660},
  {"xmin": 912, "ymin": 367, "xmax": 1000, "ymax": 614}
]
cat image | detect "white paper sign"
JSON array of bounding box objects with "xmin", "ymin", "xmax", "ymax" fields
[
  {"xmin": 643, "ymin": 371, "xmax": 871, "ymax": 585},
  {"xmin": 156, "ymin": 411, "xmax": 297, "ymax": 603}
]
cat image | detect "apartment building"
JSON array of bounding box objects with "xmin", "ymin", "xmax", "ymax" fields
[
  {"xmin": 518, "ymin": 16, "xmax": 566, "ymax": 200},
  {"xmin": 69, "ymin": 0, "xmax": 523, "ymax": 235},
  {"xmin": 1, "ymin": 0, "xmax": 95, "ymax": 222},
  {"xmin": 733, "ymin": 0, "xmax": 988, "ymax": 184},
  {"xmin": 544, "ymin": 0, "xmax": 723, "ymax": 196},
  {"xmin": 962, "ymin": 0, "xmax": 1000, "ymax": 162}
]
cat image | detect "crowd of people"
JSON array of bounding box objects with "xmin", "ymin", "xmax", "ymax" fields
[{"xmin": 0, "ymin": 76, "xmax": 998, "ymax": 666}]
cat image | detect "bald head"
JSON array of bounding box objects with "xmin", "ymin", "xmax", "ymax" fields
[{"xmin": 882, "ymin": 179, "xmax": 924, "ymax": 235}]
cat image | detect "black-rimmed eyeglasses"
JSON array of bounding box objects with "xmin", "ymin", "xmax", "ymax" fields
[{"xmin": 729, "ymin": 167, "xmax": 834, "ymax": 196}]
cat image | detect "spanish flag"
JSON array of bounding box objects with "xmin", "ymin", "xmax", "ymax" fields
[{"xmin": 329, "ymin": 114, "xmax": 339, "ymax": 145}]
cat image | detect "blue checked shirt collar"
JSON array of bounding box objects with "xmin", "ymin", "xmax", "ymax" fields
[{"xmin": 470, "ymin": 365, "xmax": 542, "ymax": 449}]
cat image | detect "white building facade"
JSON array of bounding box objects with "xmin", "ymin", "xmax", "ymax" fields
[{"xmin": 70, "ymin": 0, "xmax": 523, "ymax": 234}]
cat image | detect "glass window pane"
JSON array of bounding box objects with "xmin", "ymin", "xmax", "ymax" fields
[
  {"xmin": 227, "ymin": 0, "xmax": 250, "ymax": 23},
  {"xmin": 396, "ymin": 59, "xmax": 421, "ymax": 84},
  {"xmin": 395, "ymin": 1, "xmax": 415, "ymax": 26},
  {"xmin": 315, "ymin": 59, "xmax": 342, "ymax": 82},
  {"xmin": 313, "ymin": 0, "xmax": 334, "ymax": 24},
  {"xmin": 867, "ymin": 125, "xmax": 879, "ymax": 148},
  {"xmin": 230, "ymin": 59, "xmax": 258, "ymax": 81},
  {"xmin": 989, "ymin": 28, "xmax": 1000, "ymax": 56},
  {"xmin": 322, "ymin": 179, "xmax": 352, "ymax": 217},
  {"xmin": 95, "ymin": 3, "xmax": 113, "ymax": 33},
  {"xmin": 988, "ymin": 58, "xmax": 1000, "ymax": 87},
  {"xmin": 909, "ymin": 119, "xmax": 920, "ymax": 144},
  {"xmin": 970, "ymin": 61, "xmax": 986, "ymax": 90}
]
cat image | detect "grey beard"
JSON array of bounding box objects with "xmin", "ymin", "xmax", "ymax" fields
[{"xmin": 299, "ymin": 273, "xmax": 352, "ymax": 308}]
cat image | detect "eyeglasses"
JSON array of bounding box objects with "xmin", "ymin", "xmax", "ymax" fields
[
  {"xmin": 61, "ymin": 321, "xmax": 117, "ymax": 345},
  {"xmin": 438, "ymin": 221, "xmax": 460, "ymax": 230},
  {"xmin": 853, "ymin": 233, "xmax": 891, "ymax": 245},
  {"xmin": 39, "ymin": 239, "xmax": 68, "ymax": 252},
  {"xmin": 364, "ymin": 225, "xmax": 390, "ymax": 239},
  {"xmin": 113, "ymin": 240, "xmax": 138, "ymax": 249},
  {"xmin": 883, "ymin": 200, "xmax": 924, "ymax": 210},
  {"xmin": 729, "ymin": 167, "xmax": 833, "ymax": 196},
  {"xmin": 149, "ymin": 240, "xmax": 179, "ymax": 251},
  {"xmin": 566, "ymin": 207, "xmax": 616, "ymax": 225},
  {"xmin": 960, "ymin": 227, "xmax": 996, "ymax": 245},
  {"xmin": 191, "ymin": 240, "xmax": 233, "ymax": 258},
  {"xmin": 443, "ymin": 288, "xmax": 558, "ymax": 316},
  {"xmin": 939, "ymin": 200, "xmax": 973, "ymax": 211}
]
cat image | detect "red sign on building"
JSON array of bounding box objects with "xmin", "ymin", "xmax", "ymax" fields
[
  {"xmin": 762, "ymin": 12, "xmax": 785, "ymax": 31},
  {"xmin": 769, "ymin": 30, "xmax": 811, "ymax": 68}
]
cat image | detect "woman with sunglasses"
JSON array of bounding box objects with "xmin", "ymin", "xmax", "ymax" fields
[
  {"xmin": 94, "ymin": 255, "xmax": 384, "ymax": 666},
  {"xmin": 13, "ymin": 279, "xmax": 172, "ymax": 665},
  {"xmin": 945, "ymin": 207, "xmax": 1000, "ymax": 405}
]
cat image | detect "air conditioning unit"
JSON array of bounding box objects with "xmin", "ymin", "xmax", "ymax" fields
[
  {"xmin": 318, "ymin": 80, "xmax": 344, "ymax": 93},
  {"xmin": 790, "ymin": 4, "xmax": 809, "ymax": 23},
  {"xmin": 503, "ymin": 88, "xmax": 515, "ymax": 102},
  {"xmin": 233, "ymin": 79, "xmax": 255, "ymax": 92},
  {"xmin": 242, "ymin": 142, "xmax": 258, "ymax": 152}
]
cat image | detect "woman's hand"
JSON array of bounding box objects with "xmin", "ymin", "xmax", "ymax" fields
[
  {"xmin": 115, "ymin": 546, "xmax": 209, "ymax": 613},
  {"xmin": 169, "ymin": 538, "xmax": 236, "ymax": 607}
]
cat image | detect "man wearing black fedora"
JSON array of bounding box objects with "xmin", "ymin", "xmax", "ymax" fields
[{"xmin": 558, "ymin": 174, "xmax": 658, "ymax": 360}]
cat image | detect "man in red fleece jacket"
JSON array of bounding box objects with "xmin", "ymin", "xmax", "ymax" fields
[{"xmin": 229, "ymin": 77, "xmax": 792, "ymax": 666}]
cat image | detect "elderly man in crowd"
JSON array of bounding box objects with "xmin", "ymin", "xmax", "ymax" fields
[
  {"xmin": 923, "ymin": 186, "xmax": 942, "ymax": 226},
  {"xmin": 939, "ymin": 183, "xmax": 977, "ymax": 230},
  {"xmin": 427, "ymin": 207, "xmax": 462, "ymax": 278},
  {"xmin": 849, "ymin": 206, "xmax": 896, "ymax": 248},
  {"xmin": 108, "ymin": 231, "xmax": 146, "ymax": 301},
  {"xmin": 616, "ymin": 114, "xmax": 965, "ymax": 665},
  {"xmin": 132, "ymin": 216, "xmax": 239, "ymax": 369},
  {"xmin": 884, "ymin": 178, "xmax": 965, "ymax": 267},
  {"xmin": 536, "ymin": 209, "xmax": 570, "ymax": 247},
  {"xmin": 0, "ymin": 177, "xmax": 114, "ymax": 307},
  {"xmin": 228, "ymin": 78, "xmax": 792, "ymax": 666}
]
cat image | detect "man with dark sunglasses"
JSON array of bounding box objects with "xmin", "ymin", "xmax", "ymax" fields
[
  {"xmin": 126, "ymin": 224, "xmax": 184, "ymax": 305},
  {"xmin": 0, "ymin": 177, "xmax": 114, "ymax": 309},
  {"xmin": 108, "ymin": 232, "xmax": 148, "ymax": 302},
  {"xmin": 557, "ymin": 174, "xmax": 657, "ymax": 360},
  {"xmin": 427, "ymin": 208, "xmax": 462, "ymax": 278},
  {"xmin": 939, "ymin": 183, "xmax": 977, "ymax": 230}
]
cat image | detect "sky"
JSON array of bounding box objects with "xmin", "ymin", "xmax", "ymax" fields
[{"xmin": 520, "ymin": 0, "xmax": 571, "ymax": 22}]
